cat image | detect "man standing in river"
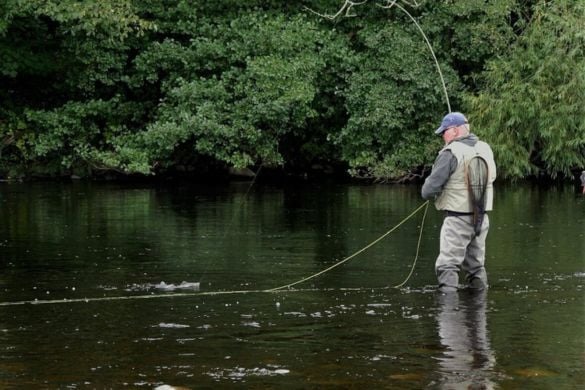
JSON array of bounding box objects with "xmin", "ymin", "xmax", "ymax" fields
[{"xmin": 421, "ymin": 112, "xmax": 497, "ymax": 293}]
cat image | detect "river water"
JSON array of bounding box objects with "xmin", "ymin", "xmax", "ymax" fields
[{"xmin": 0, "ymin": 181, "xmax": 583, "ymax": 389}]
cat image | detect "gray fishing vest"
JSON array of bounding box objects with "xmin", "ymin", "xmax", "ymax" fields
[{"xmin": 435, "ymin": 140, "xmax": 496, "ymax": 212}]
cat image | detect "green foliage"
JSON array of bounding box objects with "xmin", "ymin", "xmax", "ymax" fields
[
  {"xmin": 337, "ymin": 21, "xmax": 460, "ymax": 179},
  {"xmin": 0, "ymin": 0, "xmax": 152, "ymax": 83},
  {"xmin": 5, "ymin": 98, "xmax": 147, "ymax": 175},
  {"xmin": 104, "ymin": 14, "xmax": 339, "ymax": 172},
  {"xmin": 418, "ymin": 0, "xmax": 518, "ymax": 88},
  {"xmin": 466, "ymin": 0, "xmax": 585, "ymax": 179},
  {"xmin": 0, "ymin": 0, "xmax": 578, "ymax": 181}
]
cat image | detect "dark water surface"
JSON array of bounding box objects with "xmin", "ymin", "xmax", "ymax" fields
[{"xmin": 0, "ymin": 181, "xmax": 583, "ymax": 389}]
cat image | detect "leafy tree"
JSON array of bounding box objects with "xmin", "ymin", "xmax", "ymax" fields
[
  {"xmin": 336, "ymin": 21, "xmax": 458, "ymax": 179},
  {"xmin": 1, "ymin": 0, "xmax": 578, "ymax": 182},
  {"xmin": 92, "ymin": 13, "xmax": 350, "ymax": 174},
  {"xmin": 0, "ymin": 0, "xmax": 152, "ymax": 177},
  {"xmin": 466, "ymin": 0, "xmax": 585, "ymax": 179},
  {"xmin": 314, "ymin": 0, "xmax": 517, "ymax": 180}
]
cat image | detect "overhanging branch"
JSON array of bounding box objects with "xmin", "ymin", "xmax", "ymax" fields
[{"xmin": 304, "ymin": 0, "xmax": 421, "ymax": 20}]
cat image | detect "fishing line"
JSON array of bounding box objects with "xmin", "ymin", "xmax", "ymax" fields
[
  {"xmin": 306, "ymin": 1, "xmax": 451, "ymax": 113},
  {"xmin": 0, "ymin": 286, "xmax": 409, "ymax": 307},
  {"xmin": 382, "ymin": 1, "xmax": 451, "ymax": 112},
  {"xmin": 392, "ymin": 199, "xmax": 429, "ymax": 288},
  {"xmin": 0, "ymin": 201, "xmax": 430, "ymax": 307},
  {"xmin": 266, "ymin": 200, "xmax": 429, "ymax": 292},
  {"xmin": 0, "ymin": 288, "xmax": 273, "ymax": 307}
]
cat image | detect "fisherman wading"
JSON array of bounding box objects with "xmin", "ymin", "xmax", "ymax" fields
[{"xmin": 421, "ymin": 112, "xmax": 497, "ymax": 293}]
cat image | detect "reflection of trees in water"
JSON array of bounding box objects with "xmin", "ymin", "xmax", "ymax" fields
[
  {"xmin": 436, "ymin": 291, "xmax": 497, "ymax": 389},
  {"xmin": 491, "ymin": 183, "xmax": 580, "ymax": 263},
  {"xmin": 0, "ymin": 182, "xmax": 167, "ymax": 288},
  {"xmin": 311, "ymin": 186, "xmax": 349, "ymax": 266},
  {"xmin": 489, "ymin": 183, "xmax": 584, "ymax": 357},
  {"xmin": 281, "ymin": 183, "xmax": 431, "ymax": 287},
  {"xmin": 281, "ymin": 182, "xmax": 349, "ymax": 285}
]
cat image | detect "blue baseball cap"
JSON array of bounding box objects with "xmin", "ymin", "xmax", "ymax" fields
[{"xmin": 435, "ymin": 112, "xmax": 468, "ymax": 135}]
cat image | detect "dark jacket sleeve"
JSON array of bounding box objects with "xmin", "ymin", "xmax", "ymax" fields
[{"xmin": 421, "ymin": 150, "xmax": 457, "ymax": 200}]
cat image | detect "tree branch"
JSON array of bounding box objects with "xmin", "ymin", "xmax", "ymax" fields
[
  {"xmin": 304, "ymin": 1, "xmax": 421, "ymax": 21},
  {"xmin": 2, "ymin": 134, "xmax": 15, "ymax": 146},
  {"xmin": 303, "ymin": 0, "xmax": 370, "ymax": 20}
]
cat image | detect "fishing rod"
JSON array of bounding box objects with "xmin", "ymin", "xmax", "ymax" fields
[{"xmin": 386, "ymin": 1, "xmax": 451, "ymax": 113}]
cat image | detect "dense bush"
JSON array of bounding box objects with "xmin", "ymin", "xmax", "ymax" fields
[
  {"xmin": 0, "ymin": 0, "xmax": 581, "ymax": 181},
  {"xmin": 466, "ymin": 0, "xmax": 585, "ymax": 179}
]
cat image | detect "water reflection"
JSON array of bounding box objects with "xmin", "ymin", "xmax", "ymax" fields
[
  {"xmin": 436, "ymin": 291, "xmax": 497, "ymax": 389},
  {"xmin": 0, "ymin": 182, "xmax": 583, "ymax": 388}
]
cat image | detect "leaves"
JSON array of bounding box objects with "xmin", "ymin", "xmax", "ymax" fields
[
  {"xmin": 132, "ymin": 14, "xmax": 330, "ymax": 170},
  {"xmin": 0, "ymin": 0, "xmax": 579, "ymax": 181},
  {"xmin": 336, "ymin": 21, "xmax": 459, "ymax": 179},
  {"xmin": 466, "ymin": 0, "xmax": 585, "ymax": 179}
]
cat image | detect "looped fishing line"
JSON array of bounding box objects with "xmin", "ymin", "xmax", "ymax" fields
[
  {"xmin": 266, "ymin": 200, "xmax": 429, "ymax": 292},
  {"xmin": 0, "ymin": 201, "xmax": 430, "ymax": 307}
]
